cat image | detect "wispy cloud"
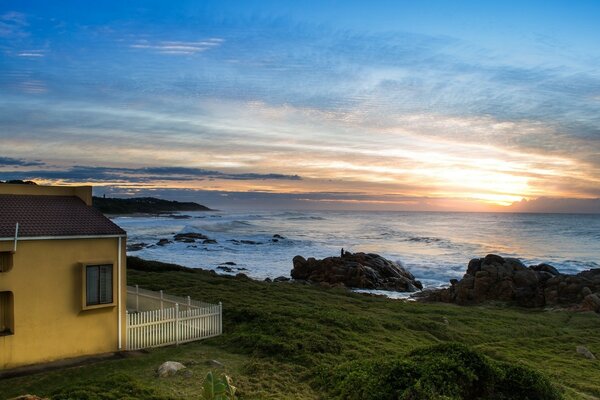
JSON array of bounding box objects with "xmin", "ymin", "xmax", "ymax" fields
[
  {"xmin": 0, "ymin": 156, "xmax": 44, "ymax": 167},
  {"xmin": 0, "ymin": 11, "xmax": 27, "ymax": 38},
  {"xmin": 17, "ymin": 49, "xmax": 45, "ymax": 57},
  {"xmin": 129, "ymin": 38, "xmax": 223, "ymax": 55},
  {"xmin": 0, "ymin": 162, "xmax": 301, "ymax": 183}
]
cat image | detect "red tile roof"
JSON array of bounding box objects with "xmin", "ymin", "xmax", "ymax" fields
[{"xmin": 0, "ymin": 194, "xmax": 126, "ymax": 238}]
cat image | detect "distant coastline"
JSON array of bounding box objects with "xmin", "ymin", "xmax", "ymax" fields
[{"xmin": 93, "ymin": 196, "xmax": 213, "ymax": 215}]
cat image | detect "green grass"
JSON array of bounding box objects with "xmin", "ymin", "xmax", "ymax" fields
[{"xmin": 1, "ymin": 257, "xmax": 599, "ymax": 399}]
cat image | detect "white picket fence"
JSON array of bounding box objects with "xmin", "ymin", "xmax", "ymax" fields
[{"xmin": 126, "ymin": 285, "xmax": 222, "ymax": 350}]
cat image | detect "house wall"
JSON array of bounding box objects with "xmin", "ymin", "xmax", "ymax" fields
[
  {"xmin": 0, "ymin": 237, "xmax": 127, "ymax": 369},
  {"xmin": 0, "ymin": 184, "xmax": 92, "ymax": 205}
]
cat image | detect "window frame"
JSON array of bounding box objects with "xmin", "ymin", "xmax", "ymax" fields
[
  {"xmin": 81, "ymin": 262, "xmax": 116, "ymax": 310},
  {"xmin": 0, "ymin": 251, "xmax": 13, "ymax": 273}
]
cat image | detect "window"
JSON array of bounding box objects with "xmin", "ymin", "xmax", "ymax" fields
[
  {"xmin": 0, "ymin": 252, "xmax": 13, "ymax": 272},
  {"xmin": 85, "ymin": 264, "xmax": 113, "ymax": 307},
  {"xmin": 0, "ymin": 291, "xmax": 14, "ymax": 336}
]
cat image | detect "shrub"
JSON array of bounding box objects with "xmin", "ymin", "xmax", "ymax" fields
[{"xmin": 326, "ymin": 343, "xmax": 562, "ymax": 400}]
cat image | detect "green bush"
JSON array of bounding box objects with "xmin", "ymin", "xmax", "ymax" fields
[{"xmin": 326, "ymin": 343, "xmax": 562, "ymax": 400}]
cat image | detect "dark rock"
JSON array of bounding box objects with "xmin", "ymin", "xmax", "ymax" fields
[
  {"xmin": 220, "ymin": 262, "xmax": 236, "ymax": 266},
  {"xmin": 273, "ymin": 276, "xmax": 290, "ymax": 282},
  {"xmin": 264, "ymin": 277, "xmax": 272, "ymax": 283},
  {"xmin": 273, "ymin": 234, "xmax": 285, "ymax": 239},
  {"xmin": 422, "ymin": 254, "xmax": 600, "ymax": 312},
  {"xmin": 174, "ymin": 232, "xmax": 209, "ymax": 242},
  {"xmin": 271, "ymin": 239, "xmax": 279, "ymax": 242},
  {"xmin": 203, "ymin": 239, "xmax": 218, "ymax": 244},
  {"xmin": 291, "ymin": 252, "xmax": 421, "ymax": 292},
  {"xmin": 156, "ymin": 238, "xmax": 172, "ymax": 246},
  {"xmin": 217, "ymin": 266, "xmax": 234, "ymax": 273},
  {"xmin": 240, "ymin": 240, "xmax": 262, "ymax": 245},
  {"xmin": 127, "ymin": 243, "xmax": 147, "ymax": 252}
]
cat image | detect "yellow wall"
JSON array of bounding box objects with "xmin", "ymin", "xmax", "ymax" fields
[
  {"xmin": 0, "ymin": 184, "xmax": 92, "ymax": 205},
  {"xmin": 0, "ymin": 237, "xmax": 127, "ymax": 369}
]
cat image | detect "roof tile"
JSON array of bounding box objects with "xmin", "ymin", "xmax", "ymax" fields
[{"xmin": 0, "ymin": 195, "xmax": 126, "ymax": 238}]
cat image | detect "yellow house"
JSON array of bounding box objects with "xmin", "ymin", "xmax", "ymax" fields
[{"xmin": 0, "ymin": 183, "xmax": 127, "ymax": 370}]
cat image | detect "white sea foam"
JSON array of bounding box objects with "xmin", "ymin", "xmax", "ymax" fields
[{"xmin": 114, "ymin": 210, "xmax": 600, "ymax": 291}]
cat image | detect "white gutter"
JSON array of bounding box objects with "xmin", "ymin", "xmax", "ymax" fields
[
  {"xmin": 117, "ymin": 236, "xmax": 123, "ymax": 350},
  {"xmin": 0, "ymin": 234, "xmax": 126, "ymax": 241}
]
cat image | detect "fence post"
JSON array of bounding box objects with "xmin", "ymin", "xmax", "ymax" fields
[
  {"xmin": 187, "ymin": 296, "xmax": 191, "ymax": 311},
  {"xmin": 125, "ymin": 310, "xmax": 129, "ymax": 350},
  {"xmin": 160, "ymin": 290, "xmax": 164, "ymax": 311},
  {"xmin": 175, "ymin": 303, "xmax": 180, "ymax": 345},
  {"xmin": 135, "ymin": 285, "xmax": 139, "ymax": 312},
  {"xmin": 219, "ymin": 302, "xmax": 222, "ymax": 335}
]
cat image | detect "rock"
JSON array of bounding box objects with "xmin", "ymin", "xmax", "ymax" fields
[
  {"xmin": 422, "ymin": 254, "xmax": 600, "ymax": 311},
  {"xmin": 291, "ymin": 252, "xmax": 421, "ymax": 292},
  {"xmin": 174, "ymin": 232, "xmax": 209, "ymax": 242},
  {"xmin": 182, "ymin": 370, "xmax": 194, "ymax": 378},
  {"xmin": 273, "ymin": 234, "xmax": 285, "ymax": 239},
  {"xmin": 236, "ymin": 273, "xmax": 249, "ymax": 279},
  {"xmin": 273, "ymin": 276, "xmax": 290, "ymax": 282},
  {"xmin": 203, "ymin": 239, "xmax": 218, "ymax": 244},
  {"xmin": 217, "ymin": 266, "xmax": 234, "ymax": 273},
  {"xmin": 207, "ymin": 359, "xmax": 225, "ymax": 368},
  {"xmin": 157, "ymin": 361, "xmax": 186, "ymax": 377},
  {"xmin": 576, "ymin": 346, "xmax": 596, "ymax": 360},
  {"xmin": 264, "ymin": 277, "xmax": 272, "ymax": 283},
  {"xmin": 582, "ymin": 294, "xmax": 600, "ymax": 312},
  {"xmin": 240, "ymin": 240, "xmax": 262, "ymax": 245},
  {"xmin": 127, "ymin": 243, "xmax": 147, "ymax": 252},
  {"xmin": 156, "ymin": 239, "xmax": 172, "ymax": 246},
  {"xmin": 221, "ymin": 262, "xmax": 236, "ymax": 266},
  {"xmin": 271, "ymin": 239, "xmax": 279, "ymax": 242}
]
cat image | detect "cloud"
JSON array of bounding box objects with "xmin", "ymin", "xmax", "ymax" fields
[
  {"xmin": 0, "ymin": 11, "xmax": 27, "ymax": 38},
  {"xmin": 0, "ymin": 156, "xmax": 44, "ymax": 167},
  {"xmin": 0, "ymin": 163, "xmax": 301, "ymax": 183},
  {"xmin": 129, "ymin": 38, "xmax": 223, "ymax": 55},
  {"xmin": 507, "ymin": 197, "xmax": 600, "ymax": 214}
]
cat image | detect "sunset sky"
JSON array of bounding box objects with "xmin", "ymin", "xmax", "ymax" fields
[{"xmin": 1, "ymin": 1, "xmax": 599, "ymax": 212}]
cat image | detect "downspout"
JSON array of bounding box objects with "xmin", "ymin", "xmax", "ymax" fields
[
  {"xmin": 13, "ymin": 222, "xmax": 19, "ymax": 252},
  {"xmin": 118, "ymin": 236, "xmax": 122, "ymax": 350}
]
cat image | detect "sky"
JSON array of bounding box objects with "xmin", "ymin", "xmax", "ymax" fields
[{"xmin": 1, "ymin": 1, "xmax": 599, "ymax": 212}]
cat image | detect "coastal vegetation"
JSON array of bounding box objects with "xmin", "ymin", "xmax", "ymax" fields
[
  {"xmin": 1, "ymin": 257, "xmax": 598, "ymax": 399},
  {"xmin": 92, "ymin": 196, "xmax": 212, "ymax": 214}
]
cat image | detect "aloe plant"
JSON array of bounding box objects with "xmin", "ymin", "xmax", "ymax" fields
[{"xmin": 201, "ymin": 371, "xmax": 237, "ymax": 400}]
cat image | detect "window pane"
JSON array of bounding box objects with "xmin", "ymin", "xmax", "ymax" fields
[
  {"xmin": 86, "ymin": 266, "xmax": 99, "ymax": 305},
  {"xmin": 86, "ymin": 264, "xmax": 112, "ymax": 306}
]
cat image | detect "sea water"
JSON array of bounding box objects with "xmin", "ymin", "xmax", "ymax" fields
[{"xmin": 114, "ymin": 211, "xmax": 600, "ymax": 291}]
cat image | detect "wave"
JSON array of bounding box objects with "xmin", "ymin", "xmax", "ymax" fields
[
  {"xmin": 286, "ymin": 216, "xmax": 326, "ymax": 221},
  {"xmin": 181, "ymin": 220, "xmax": 253, "ymax": 233}
]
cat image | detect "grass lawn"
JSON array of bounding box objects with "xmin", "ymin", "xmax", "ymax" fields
[{"xmin": 1, "ymin": 257, "xmax": 599, "ymax": 399}]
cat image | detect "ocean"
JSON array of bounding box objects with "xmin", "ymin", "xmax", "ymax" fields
[{"xmin": 114, "ymin": 210, "xmax": 600, "ymax": 294}]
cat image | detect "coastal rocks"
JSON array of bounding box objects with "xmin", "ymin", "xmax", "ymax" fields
[
  {"xmin": 157, "ymin": 361, "xmax": 186, "ymax": 377},
  {"xmin": 291, "ymin": 252, "xmax": 422, "ymax": 292},
  {"xmin": 423, "ymin": 254, "xmax": 600, "ymax": 311},
  {"xmin": 174, "ymin": 232, "xmax": 209, "ymax": 242},
  {"xmin": 156, "ymin": 238, "xmax": 172, "ymax": 246},
  {"xmin": 127, "ymin": 242, "xmax": 148, "ymax": 252}
]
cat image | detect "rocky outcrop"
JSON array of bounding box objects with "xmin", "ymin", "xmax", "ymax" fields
[
  {"xmin": 291, "ymin": 252, "xmax": 422, "ymax": 292},
  {"xmin": 423, "ymin": 254, "xmax": 600, "ymax": 311}
]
